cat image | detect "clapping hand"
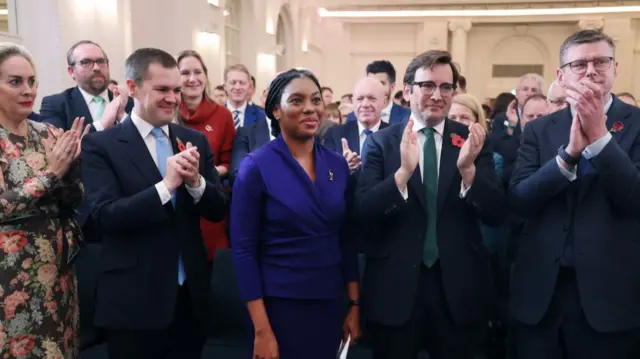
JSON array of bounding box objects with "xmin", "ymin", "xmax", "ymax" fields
[
  {"xmin": 100, "ymin": 86, "xmax": 130, "ymax": 130},
  {"xmin": 46, "ymin": 117, "xmax": 89, "ymax": 179},
  {"xmin": 176, "ymin": 143, "xmax": 201, "ymax": 188},
  {"xmin": 456, "ymin": 123, "xmax": 486, "ymax": 187},
  {"xmin": 565, "ymin": 80, "xmax": 607, "ymax": 143},
  {"xmin": 341, "ymin": 138, "xmax": 361, "ymax": 173}
]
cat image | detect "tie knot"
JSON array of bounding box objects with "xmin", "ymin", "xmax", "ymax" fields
[
  {"xmin": 363, "ymin": 129, "xmax": 373, "ymax": 135},
  {"xmin": 93, "ymin": 96, "xmax": 104, "ymax": 103},
  {"xmin": 151, "ymin": 128, "xmax": 165, "ymax": 139},
  {"xmin": 422, "ymin": 127, "xmax": 435, "ymax": 136}
]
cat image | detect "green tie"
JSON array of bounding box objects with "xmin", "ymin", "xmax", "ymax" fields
[
  {"xmin": 422, "ymin": 127, "xmax": 438, "ymax": 267},
  {"xmin": 93, "ymin": 96, "xmax": 105, "ymax": 121}
]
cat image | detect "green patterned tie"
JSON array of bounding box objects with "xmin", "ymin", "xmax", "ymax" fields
[
  {"xmin": 93, "ymin": 96, "xmax": 105, "ymax": 121},
  {"xmin": 422, "ymin": 127, "xmax": 438, "ymax": 267}
]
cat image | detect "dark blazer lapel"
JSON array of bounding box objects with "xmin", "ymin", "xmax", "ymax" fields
[
  {"xmin": 345, "ymin": 121, "xmax": 359, "ymax": 154},
  {"xmin": 576, "ymin": 97, "xmax": 634, "ymax": 204},
  {"xmin": 245, "ymin": 105, "xmax": 257, "ymax": 127},
  {"xmin": 254, "ymin": 120, "xmax": 270, "ymax": 148},
  {"xmin": 119, "ymin": 117, "xmax": 163, "ymax": 185},
  {"xmin": 70, "ymin": 87, "xmax": 94, "ymax": 123},
  {"xmin": 546, "ymin": 108, "xmax": 575, "ymax": 210},
  {"xmin": 437, "ymin": 120, "xmax": 459, "ymax": 215},
  {"xmin": 108, "ymin": 90, "xmax": 114, "ymax": 102},
  {"xmin": 390, "ymin": 126, "xmax": 426, "ymax": 212}
]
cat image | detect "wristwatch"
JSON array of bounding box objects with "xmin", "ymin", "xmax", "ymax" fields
[
  {"xmin": 557, "ymin": 145, "xmax": 580, "ymax": 166},
  {"xmin": 348, "ymin": 299, "xmax": 360, "ymax": 307}
]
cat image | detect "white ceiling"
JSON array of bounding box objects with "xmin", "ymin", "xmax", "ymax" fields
[{"xmin": 313, "ymin": 0, "xmax": 632, "ymax": 11}]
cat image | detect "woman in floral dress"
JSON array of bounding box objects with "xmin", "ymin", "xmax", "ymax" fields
[{"xmin": 0, "ymin": 43, "xmax": 89, "ymax": 358}]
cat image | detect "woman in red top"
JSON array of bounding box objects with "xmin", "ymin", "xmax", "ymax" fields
[{"xmin": 177, "ymin": 50, "xmax": 236, "ymax": 262}]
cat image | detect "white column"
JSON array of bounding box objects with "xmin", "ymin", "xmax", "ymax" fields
[{"xmin": 448, "ymin": 20, "xmax": 472, "ymax": 74}]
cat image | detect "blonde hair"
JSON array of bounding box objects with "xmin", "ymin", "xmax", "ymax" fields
[
  {"xmin": 518, "ymin": 73, "xmax": 545, "ymax": 92},
  {"xmin": 452, "ymin": 93, "xmax": 487, "ymax": 131},
  {"xmin": 224, "ymin": 64, "xmax": 251, "ymax": 82},
  {"xmin": 0, "ymin": 43, "xmax": 36, "ymax": 76},
  {"xmin": 177, "ymin": 49, "xmax": 212, "ymax": 99}
]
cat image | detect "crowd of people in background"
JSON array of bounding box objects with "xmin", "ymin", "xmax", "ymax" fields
[{"xmin": 0, "ymin": 26, "xmax": 638, "ymax": 359}]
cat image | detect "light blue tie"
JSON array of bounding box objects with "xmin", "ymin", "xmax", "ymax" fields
[{"xmin": 150, "ymin": 128, "xmax": 186, "ymax": 285}]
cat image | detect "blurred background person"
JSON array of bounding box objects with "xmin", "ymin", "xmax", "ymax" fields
[{"xmin": 212, "ymin": 85, "xmax": 227, "ymax": 106}]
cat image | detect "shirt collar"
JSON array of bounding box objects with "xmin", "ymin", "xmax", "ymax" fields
[
  {"xmin": 227, "ymin": 101, "xmax": 247, "ymax": 113},
  {"xmin": 78, "ymin": 86, "xmax": 108, "ymax": 105},
  {"xmin": 357, "ymin": 120, "xmax": 381, "ymax": 135},
  {"xmin": 131, "ymin": 112, "xmax": 169, "ymax": 138},
  {"xmin": 410, "ymin": 113, "xmax": 445, "ymax": 135},
  {"xmin": 569, "ymin": 94, "xmax": 613, "ymax": 118},
  {"xmin": 381, "ymin": 101, "xmax": 393, "ymax": 116}
]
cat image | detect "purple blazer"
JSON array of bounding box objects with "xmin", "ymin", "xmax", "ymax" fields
[{"xmin": 231, "ymin": 136, "xmax": 358, "ymax": 301}]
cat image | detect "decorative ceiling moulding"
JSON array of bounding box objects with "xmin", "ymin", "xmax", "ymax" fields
[
  {"xmin": 317, "ymin": 6, "xmax": 640, "ymax": 18},
  {"xmin": 319, "ymin": 0, "xmax": 640, "ymax": 10}
]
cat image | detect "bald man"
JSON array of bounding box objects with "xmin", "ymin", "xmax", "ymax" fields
[
  {"xmin": 323, "ymin": 77, "xmax": 390, "ymax": 162},
  {"xmin": 229, "ymin": 72, "xmax": 283, "ymax": 186},
  {"xmin": 547, "ymin": 80, "xmax": 568, "ymax": 113}
]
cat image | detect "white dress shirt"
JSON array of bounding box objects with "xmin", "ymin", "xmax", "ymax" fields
[
  {"xmin": 130, "ymin": 113, "xmax": 206, "ymax": 205},
  {"xmin": 556, "ymin": 95, "xmax": 614, "ymax": 181},
  {"xmin": 399, "ymin": 115, "xmax": 470, "ymax": 199},
  {"xmin": 265, "ymin": 117, "xmax": 276, "ymax": 141},
  {"xmin": 357, "ymin": 120, "xmax": 382, "ymax": 154},
  {"xmin": 380, "ymin": 101, "xmax": 393, "ymax": 124},
  {"xmin": 227, "ymin": 101, "xmax": 248, "ymax": 128}
]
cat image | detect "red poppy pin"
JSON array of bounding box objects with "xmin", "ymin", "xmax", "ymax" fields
[
  {"xmin": 610, "ymin": 121, "xmax": 624, "ymax": 133},
  {"xmin": 176, "ymin": 137, "xmax": 186, "ymax": 152},
  {"xmin": 450, "ymin": 133, "xmax": 465, "ymax": 148}
]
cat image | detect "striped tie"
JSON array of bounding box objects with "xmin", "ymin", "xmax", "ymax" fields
[{"xmin": 233, "ymin": 110, "xmax": 240, "ymax": 128}]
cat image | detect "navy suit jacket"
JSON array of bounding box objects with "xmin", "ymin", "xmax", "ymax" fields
[
  {"xmin": 509, "ymin": 96, "xmax": 640, "ymax": 332},
  {"xmin": 347, "ymin": 102, "xmax": 410, "ymax": 125},
  {"xmin": 40, "ymin": 87, "xmax": 134, "ymax": 131},
  {"xmin": 229, "ymin": 119, "xmax": 271, "ymax": 186},
  {"xmin": 81, "ymin": 118, "xmax": 228, "ymax": 330},
  {"xmin": 230, "ymin": 136, "xmax": 359, "ymax": 301},
  {"xmin": 226, "ymin": 103, "xmax": 266, "ymax": 128},
  {"xmin": 356, "ymin": 119, "xmax": 504, "ymax": 326}
]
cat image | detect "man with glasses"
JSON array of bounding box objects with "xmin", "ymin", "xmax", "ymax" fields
[
  {"xmin": 510, "ymin": 29, "xmax": 640, "ymax": 358},
  {"xmin": 356, "ymin": 50, "xmax": 505, "ymax": 359},
  {"xmin": 39, "ymin": 40, "xmax": 134, "ymax": 350},
  {"xmin": 40, "ymin": 40, "xmax": 133, "ymax": 132}
]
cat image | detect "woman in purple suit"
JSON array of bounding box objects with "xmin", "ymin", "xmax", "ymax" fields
[{"xmin": 230, "ymin": 69, "xmax": 360, "ymax": 359}]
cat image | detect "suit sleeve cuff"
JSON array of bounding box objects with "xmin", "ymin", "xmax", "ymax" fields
[
  {"xmin": 155, "ymin": 181, "xmax": 173, "ymax": 205},
  {"xmin": 556, "ymin": 156, "xmax": 577, "ymax": 182},
  {"xmin": 92, "ymin": 121, "xmax": 105, "ymax": 132},
  {"xmin": 583, "ymin": 132, "xmax": 612, "ymax": 159},
  {"xmin": 186, "ymin": 175, "xmax": 206, "ymax": 203}
]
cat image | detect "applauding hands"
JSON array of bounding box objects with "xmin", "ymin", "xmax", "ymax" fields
[
  {"xmin": 564, "ymin": 79, "xmax": 608, "ymax": 157},
  {"xmin": 45, "ymin": 117, "xmax": 91, "ymax": 179},
  {"xmin": 162, "ymin": 143, "xmax": 201, "ymax": 192}
]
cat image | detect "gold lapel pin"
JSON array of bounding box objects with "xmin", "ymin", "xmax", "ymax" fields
[{"xmin": 328, "ymin": 170, "xmax": 334, "ymax": 181}]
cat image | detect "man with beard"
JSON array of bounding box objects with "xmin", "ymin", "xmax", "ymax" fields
[
  {"xmin": 40, "ymin": 40, "xmax": 133, "ymax": 132},
  {"xmin": 347, "ymin": 60, "xmax": 410, "ymax": 125},
  {"xmin": 39, "ymin": 40, "xmax": 135, "ymax": 350}
]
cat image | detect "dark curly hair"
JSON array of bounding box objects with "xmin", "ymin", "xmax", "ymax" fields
[{"xmin": 264, "ymin": 69, "xmax": 322, "ymax": 138}]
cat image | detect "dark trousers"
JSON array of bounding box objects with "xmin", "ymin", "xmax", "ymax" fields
[
  {"xmin": 368, "ymin": 262, "xmax": 485, "ymax": 359},
  {"xmin": 516, "ymin": 267, "xmax": 639, "ymax": 359},
  {"xmin": 106, "ymin": 284, "xmax": 206, "ymax": 359}
]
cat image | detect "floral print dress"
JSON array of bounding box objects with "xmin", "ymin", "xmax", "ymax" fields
[{"xmin": 0, "ymin": 120, "xmax": 82, "ymax": 359}]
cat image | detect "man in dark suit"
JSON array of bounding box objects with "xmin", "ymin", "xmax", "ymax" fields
[
  {"xmin": 40, "ymin": 40, "xmax": 134, "ymax": 348},
  {"xmin": 81, "ymin": 48, "xmax": 228, "ymax": 359},
  {"xmin": 356, "ymin": 50, "xmax": 505, "ymax": 359},
  {"xmin": 324, "ymin": 77, "xmax": 389, "ymax": 158},
  {"xmin": 510, "ymin": 29, "xmax": 640, "ymax": 358},
  {"xmin": 229, "ymin": 119, "xmax": 272, "ymax": 186},
  {"xmin": 224, "ymin": 64, "xmax": 266, "ymax": 128},
  {"xmin": 40, "ymin": 40, "xmax": 133, "ymax": 132},
  {"xmin": 347, "ymin": 60, "xmax": 411, "ymax": 125}
]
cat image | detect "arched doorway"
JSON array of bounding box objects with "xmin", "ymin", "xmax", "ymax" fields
[{"xmin": 275, "ymin": 4, "xmax": 294, "ymax": 72}]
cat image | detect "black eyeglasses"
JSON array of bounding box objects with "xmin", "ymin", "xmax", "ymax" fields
[
  {"xmin": 411, "ymin": 81, "xmax": 456, "ymax": 96},
  {"xmin": 561, "ymin": 56, "xmax": 613, "ymax": 75},
  {"xmin": 73, "ymin": 58, "xmax": 109, "ymax": 69}
]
